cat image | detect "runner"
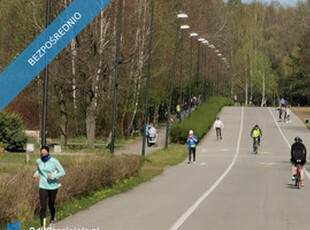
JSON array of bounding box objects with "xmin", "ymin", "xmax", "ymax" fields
[{"xmin": 33, "ymin": 145, "xmax": 66, "ymax": 229}]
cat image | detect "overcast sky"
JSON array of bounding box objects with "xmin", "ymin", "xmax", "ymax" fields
[{"xmin": 230, "ymin": 0, "xmax": 305, "ymax": 7}]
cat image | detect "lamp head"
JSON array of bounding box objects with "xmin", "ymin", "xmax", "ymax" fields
[{"xmin": 177, "ymin": 13, "xmax": 188, "ymax": 18}]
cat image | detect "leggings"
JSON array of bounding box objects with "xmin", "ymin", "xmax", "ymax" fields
[
  {"xmin": 216, "ymin": 128, "xmax": 222, "ymax": 139},
  {"xmin": 188, "ymin": 148, "xmax": 196, "ymax": 162},
  {"xmin": 39, "ymin": 188, "xmax": 58, "ymax": 226}
]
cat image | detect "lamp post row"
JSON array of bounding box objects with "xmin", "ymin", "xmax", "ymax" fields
[{"xmin": 42, "ymin": 2, "xmax": 228, "ymax": 153}]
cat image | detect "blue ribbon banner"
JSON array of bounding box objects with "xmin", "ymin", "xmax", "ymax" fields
[{"xmin": 0, "ymin": 0, "xmax": 113, "ymax": 112}]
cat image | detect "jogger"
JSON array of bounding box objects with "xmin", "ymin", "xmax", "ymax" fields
[
  {"xmin": 33, "ymin": 145, "xmax": 66, "ymax": 228},
  {"xmin": 214, "ymin": 117, "xmax": 224, "ymax": 140}
]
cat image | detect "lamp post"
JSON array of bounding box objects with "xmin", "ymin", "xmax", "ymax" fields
[
  {"xmin": 165, "ymin": 13, "xmax": 188, "ymax": 149},
  {"xmin": 41, "ymin": 0, "xmax": 51, "ymax": 146},
  {"xmin": 179, "ymin": 24, "xmax": 190, "ymax": 120},
  {"xmin": 110, "ymin": 0, "xmax": 124, "ymax": 154},
  {"xmin": 188, "ymin": 32, "xmax": 198, "ymax": 118},
  {"xmin": 202, "ymin": 41, "xmax": 208, "ymax": 99},
  {"xmin": 196, "ymin": 38, "xmax": 205, "ymax": 96},
  {"xmin": 141, "ymin": 0, "xmax": 155, "ymax": 157}
]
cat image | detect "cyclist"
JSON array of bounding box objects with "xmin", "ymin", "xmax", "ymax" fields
[
  {"xmin": 250, "ymin": 125, "xmax": 263, "ymax": 150},
  {"xmin": 291, "ymin": 137, "xmax": 307, "ymax": 186}
]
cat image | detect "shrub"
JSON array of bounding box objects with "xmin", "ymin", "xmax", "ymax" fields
[
  {"xmin": 0, "ymin": 112, "xmax": 27, "ymax": 152},
  {"xmin": 170, "ymin": 96, "xmax": 233, "ymax": 143},
  {"xmin": 0, "ymin": 154, "xmax": 142, "ymax": 227}
]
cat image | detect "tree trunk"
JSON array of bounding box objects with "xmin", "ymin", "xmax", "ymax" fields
[
  {"xmin": 153, "ymin": 104, "xmax": 160, "ymax": 125},
  {"xmin": 126, "ymin": 0, "xmax": 147, "ymax": 134},
  {"xmin": 245, "ymin": 80, "xmax": 248, "ymax": 106},
  {"xmin": 261, "ymin": 72, "xmax": 266, "ymax": 107},
  {"xmin": 60, "ymin": 90, "xmax": 68, "ymax": 146}
]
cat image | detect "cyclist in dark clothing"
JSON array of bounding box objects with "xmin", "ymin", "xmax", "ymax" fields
[{"xmin": 291, "ymin": 137, "xmax": 307, "ymax": 186}]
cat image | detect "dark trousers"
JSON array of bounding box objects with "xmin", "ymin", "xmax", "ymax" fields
[
  {"xmin": 253, "ymin": 137, "xmax": 261, "ymax": 148},
  {"xmin": 39, "ymin": 188, "xmax": 58, "ymax": 226},
  {"xmin": 216, "ymin": 128, "xmax": 222, "ymax": 139},
  {"xmin": 188, "ymin": 148, "xmax": 196, "ymax": 162}
]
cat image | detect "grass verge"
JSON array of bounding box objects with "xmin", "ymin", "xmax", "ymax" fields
[
  {"xmin": 16, "ymin": 144, "xmax": 187, "ymax": 229},
  {"xmin": 291, "ymin": 107, "xmax": 310, "ymax": 129}
]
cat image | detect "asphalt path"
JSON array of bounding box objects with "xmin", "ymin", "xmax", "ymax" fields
[{"xmin": 55, "ymin": 107, "xmax": 310, "ymax": 230}]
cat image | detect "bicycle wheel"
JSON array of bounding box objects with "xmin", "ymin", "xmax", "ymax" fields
[{"xmin": 295, "ymin": 167, "xmax": 300, "ymax": 189}]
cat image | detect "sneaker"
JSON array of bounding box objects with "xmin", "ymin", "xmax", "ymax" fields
[
  {"xmin": 292, "ymin": 174, "xmax": 296, "ymax": 181},
  {"xmin": 43, "ymin": 218, "xmax": 47, "ymax": 228},
  {"xmin": 49, "ymin": 220, "xmax": 55, "ymax": 228},
  {"xmin": 187, "ymin": 161, "xmax": 191, "ymax": 164},
  {"xmin": 300, "ymin": 181, "xmax": 304, "ymax": 186},
  {"xmin": 193, "ymin": 161, "xmax": 196, "ymax": 164}
]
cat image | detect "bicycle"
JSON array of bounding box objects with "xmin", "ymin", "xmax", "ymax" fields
[
  {"xmin": 253, "ymin": 137, "xmax": 259, "ymax": 154},
  {"xmin": 295, "ymin": 164, "xmax": 301, "ymax": 189}
]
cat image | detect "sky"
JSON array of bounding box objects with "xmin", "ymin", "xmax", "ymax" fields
[{"xmin": 229, "ymin": 0, "xmax": 306, "ymax": 7}]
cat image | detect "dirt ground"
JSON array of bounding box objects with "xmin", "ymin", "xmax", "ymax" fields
[{"xmin": 291, "ymin": 107, "xmax": 310, "ymax": 128}]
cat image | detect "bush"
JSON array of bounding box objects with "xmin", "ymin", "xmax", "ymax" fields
[
  {"xmin": 170, "ymin": 96, "xmax": 233, "ymax": 143},
  {"xmin": 0, "ymin": 112, "xmax": 27, "ymax": 152},
  {"xmin": 0, "ymin": 154, "xmax": 142, "ymax": 227}
]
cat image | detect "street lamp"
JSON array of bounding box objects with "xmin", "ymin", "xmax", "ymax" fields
[
  {"xmin": 188, "ymin": 32, "xmax": 198, "ymax": 118},
  {"xmin": 165, "ymin": 13, "xmax": 188, "ymax": 149},
  {"xmin": 110, "ymin": 0, "xmax": 124, "ymax": 154},
  {"xmin": 201, "ymin": 41, "xmax": 208, "ymax": 99},
  {"xmin": 179, "ymin": 24, "xmax": 190, "ymax": 120},
  {"xmin": 41, "ymin": 0, "xmax": 51, "ymax": 146},
  {"xmin": 196, "ymin": 38, "xmax": 205, "ymax": 96},
  {"xmin": 141, "ymin": 0, "xmax": 155, "ymax": 157}
]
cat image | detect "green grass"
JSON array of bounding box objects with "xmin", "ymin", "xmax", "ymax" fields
[
  {"xmin": 20, "ymin": 144, "xmax": 187, "ymax": 229},
  {"xmin": 25, "ymin": 135, "xmax": 141, "ymax": 154}
]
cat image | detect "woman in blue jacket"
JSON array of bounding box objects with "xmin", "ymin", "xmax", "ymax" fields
[
  {"xmin": 187, "ymin": 130, "xmax": 198, "ymax": 164},
  {"xmin": 33, "ymin": 145, "xmax": 66, "ymax": 228}
]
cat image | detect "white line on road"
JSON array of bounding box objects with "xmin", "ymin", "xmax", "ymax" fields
[
  {"xmin": 169, "ymin": 107, "xmax": 244, "ymax": 230},
  {"xmin": 268, "ymin": 107, "xmax": 310, "ymax": 180}
]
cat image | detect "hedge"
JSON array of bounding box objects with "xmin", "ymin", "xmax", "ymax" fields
[{"xmin": 170, "ymin": 96, "xmax": 233, "ymax": 143}]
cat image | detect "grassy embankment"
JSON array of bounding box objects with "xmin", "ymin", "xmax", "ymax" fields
[
  {"xmin": 0, "ymin": 145, "xmax": 187, "ymax": 229},
  {"xmin": 291, "ymin": 107, "xmax": 310, "ymax": 129}
]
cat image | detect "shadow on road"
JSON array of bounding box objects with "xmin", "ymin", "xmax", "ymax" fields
[{"xmin": 287, "ymin": 183, "xmax": 299, "ymax": 190}]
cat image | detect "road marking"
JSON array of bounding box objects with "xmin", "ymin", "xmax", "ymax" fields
[
  {"xmin": 199, "ymin": 162, "xmax": 206, "ymax": 166},
  {"xmin": 259, "ymin": 162, "xmax": 277, "ymax": 165},
  {"xmin": 268, "ymin": 107, "xmax": 310, "ymax": 180},
  {"xmin": 201, "ymin": 149, "xmax": 207, "ymax": 153},
  {"xmin": 170, "ymin": 107, "xmax": 244, "ymax": 230}
]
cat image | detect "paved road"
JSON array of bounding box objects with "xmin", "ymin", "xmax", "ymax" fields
[
  {"xmin": 115, "ymin": 124, "xmax": 167, "ymax": 156},
  {"xmin": 55, "ymin": 107, "xmax": 310, "ymax": 230}
]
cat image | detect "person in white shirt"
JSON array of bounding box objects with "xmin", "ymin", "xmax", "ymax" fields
[
  {"xmin": 286, "ymin": 105, "xmax": 292, "ymax": 123},
  {"xmin": 214, "ymin": 117, "xmax": 224, "ymax": 140}
]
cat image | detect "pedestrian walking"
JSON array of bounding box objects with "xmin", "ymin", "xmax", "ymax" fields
[
  {"xmin": 187, "ymin": 130, "xmax": 198, "ymax": 164},
  {"xmin": 33, "ymin": 145, "xmax": 66, "ymax": 229},
  {"xmin": 286, "ymin": 105, "xmax": 292, "ymax": 123},
  {"xmin": 214, "ymin": 117, "xmax": 224, "ymax": 140},
  {"xmin": 176, "ymin": 104, "xmax": 181, "ymax": 121},
  {"xmin": 183, "ymin": 102, "xmax": 188, "ymax": 117}
]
